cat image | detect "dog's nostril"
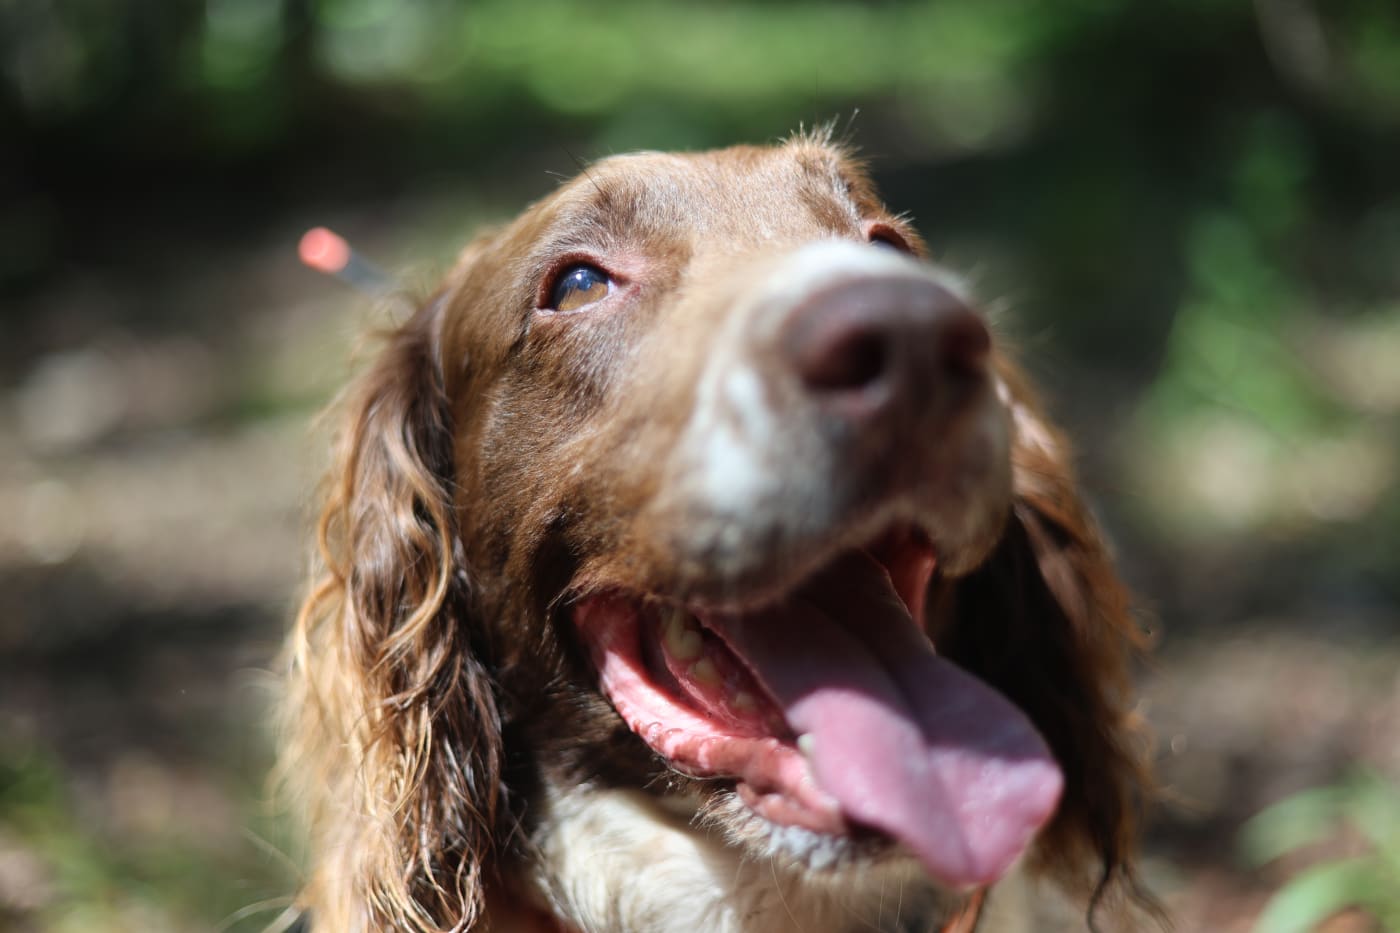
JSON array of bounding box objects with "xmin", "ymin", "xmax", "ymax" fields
[{"xmin": 802, "ymin": 329, "xmax": 889, "ymax": 392}]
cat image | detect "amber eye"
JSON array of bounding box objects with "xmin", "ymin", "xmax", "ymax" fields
[{"xmin": 547, "ymin": 263, "xmax": 612, "ymax": 312}]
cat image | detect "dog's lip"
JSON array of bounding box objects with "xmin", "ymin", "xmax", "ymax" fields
[
  {"xmin": 569, "ymin": 525, "xmax": 938, "ymax": 837},
  {"xmin": 570, "ymin": 592, "xmax": 849, "ymax": 836}
]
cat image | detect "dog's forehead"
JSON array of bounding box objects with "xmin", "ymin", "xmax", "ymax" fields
[
  {"xmin": 586, "ymin": 142, "xmax": 858, "ymax": 198},
  {"xmin": 527, "ymin": 142, "xmax": 880, "ymax": 243}
]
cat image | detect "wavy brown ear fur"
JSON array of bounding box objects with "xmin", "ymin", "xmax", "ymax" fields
[
  {"xmin": 283, "ymin": 297, "xmax": 502, "ymax": 932},
  {"xmin": 929, "ymin": 359, "xmax": 1158, "ymax": 928}
]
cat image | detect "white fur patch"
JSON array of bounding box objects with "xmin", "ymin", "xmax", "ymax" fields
[
  {"xmin": 698, "ymin": 419, "xmax": 774, "ymax": 524},
  {"xmin": 529, "ymin": 784, "xmax": 1017, "ymax": 933}
]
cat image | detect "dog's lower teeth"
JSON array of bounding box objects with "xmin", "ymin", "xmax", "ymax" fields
[
  {"xmin": 664, "ymin": 608, "xmax": 703, "ymax": 661},
  {"xmin": 732, "ymin": 691, "xmax": 757, "ymax": 710},
  {"xmin": 690, "ymin": 657, "xmax": 721, "ymax": 686}
]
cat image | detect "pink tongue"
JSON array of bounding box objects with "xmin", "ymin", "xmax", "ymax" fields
[{"xmin": 707, "ymin": 553, "xmax": 1063, "ymax": 889}]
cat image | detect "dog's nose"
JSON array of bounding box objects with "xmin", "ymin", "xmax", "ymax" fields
[{"xmin": 783, "ymin": 275, "xmax": 990, "ymax": 411}]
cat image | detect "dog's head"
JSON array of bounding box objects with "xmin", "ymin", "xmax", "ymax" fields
[{"xmin": 287, "ymin": 133, "xmax": 1150, "ymax": 930}]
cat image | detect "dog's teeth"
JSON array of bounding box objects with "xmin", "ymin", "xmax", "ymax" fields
[
  {"xmin": 664, "ymin": 608, "xmax": 703, "ymax": 661},
  {"xmin": 689, "ymin": 657, "xmax": 721, "ymax": 686},
  {"xmin": 731, "ymin": 690, "xmax": 756, "ymax": 710},
  {"xmin": 797, "ymin": 734, "xmax": 816, "ymax": 757}
]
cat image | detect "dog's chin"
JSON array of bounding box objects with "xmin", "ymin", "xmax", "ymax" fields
[{"xmin": 698, "ymin": 787, "xmax": 908, "ymax": 875}]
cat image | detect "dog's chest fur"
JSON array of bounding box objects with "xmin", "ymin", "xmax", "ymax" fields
[{"xmin": 520, "ymin": 785, "xmax": 1034, "ymax": 933}]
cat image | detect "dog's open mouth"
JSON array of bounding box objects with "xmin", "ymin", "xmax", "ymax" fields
[{"xmin": 571, "ymin": 526, "xmax": 1064, "ymax": 890}]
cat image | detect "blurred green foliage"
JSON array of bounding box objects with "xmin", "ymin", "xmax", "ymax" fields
[
  {"xmin": 1, "ymin": 740, "xmax": 295, "ymax": 931},
  {"xmin": 2, "ymin": 0, "xmax": 1106, "ymax": 150},
  {"xmin": 5, "ymin": 0, "xmax": 1399, "ymax": 157},
  {"xmin": 1243, "ymin": 773, "xmax": 1400, "ymax": 932}
]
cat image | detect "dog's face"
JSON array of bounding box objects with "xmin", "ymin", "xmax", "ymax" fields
[
  {"xmin": 289, "ymin": 135, "xmax": 1148, "ymax": 931},
  {"xmin": 438, "ymin": 141, "xmax": 1058, "ymax": 887}
]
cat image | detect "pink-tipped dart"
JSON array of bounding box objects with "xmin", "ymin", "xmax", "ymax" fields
[{"xmin": 298, "ymin": 227, "xmax": 395, "ymax": 296}]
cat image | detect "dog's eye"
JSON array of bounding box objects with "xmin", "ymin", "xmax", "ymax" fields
[
  {"xmin": 548, "ymin": 264, "xmax": 612, "ymax": 312},
  {"xmin": 868, "ymin": 228, "xmax": 912, "ymax": 250},
  {"xmin": 866, "ymin": 223, "xmax": 912, "ymax": 254}
]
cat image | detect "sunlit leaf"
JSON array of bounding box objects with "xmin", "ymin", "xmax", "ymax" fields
[
  {"xmin": 1242, "ymin": 785, "xmax": 1348, "ymax": 865},
  {"xmin": 1253, "ymin": 858, "xmax": 1386, "ymax": 933}
]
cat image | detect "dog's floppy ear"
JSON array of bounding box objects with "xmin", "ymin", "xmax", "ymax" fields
[
  {"xmin": 284, "ymin": 292, "xmax": 501, "ymax": 931},
  {"xmin": 930, "ymin": 359, "xmax": 1155, "ymax": 920}
]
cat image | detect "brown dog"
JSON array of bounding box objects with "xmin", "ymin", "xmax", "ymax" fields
[{"xmin": 284, "ymin": 130, "xmax": 1152, "ymax": 932}]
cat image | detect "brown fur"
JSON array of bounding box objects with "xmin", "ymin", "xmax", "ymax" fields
[{"xmin": 283, "ymin": 131, "xmax": 1154, "ymax": 932}]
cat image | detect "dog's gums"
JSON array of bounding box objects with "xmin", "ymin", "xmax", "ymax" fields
[{"xmin": 572, "ymin": 527, "xmax": 1066, "ymax": 890}]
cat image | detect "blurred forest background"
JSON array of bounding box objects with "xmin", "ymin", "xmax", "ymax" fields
[{"xmin": 2, "ymin": 1, "xmax": 1399, "ymax": 930}]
